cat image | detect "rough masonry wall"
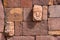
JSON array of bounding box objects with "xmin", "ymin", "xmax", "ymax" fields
[{"xmin": 0, "ymin": 0, "xmax": 60, "ymax": 40}]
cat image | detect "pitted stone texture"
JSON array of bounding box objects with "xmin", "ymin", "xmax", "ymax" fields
[
  {"xmin": 49, "ymin": 5, "xmax": 60, "ymax": 17},
  {"xmin": 48, "ymin": 18, "xmax": 60, "ymax": 31},
  {"xmin": 0, "ymin": 0, "xmax": 4, "ymax": 32},
  {"xmin": 24, "ymin": 8, "xmax": 33, "ymax": 21},
  {"xmin": 4, "ymin": 0, "xmax": 20, "ymax": 8},
  {"xmin": 36, "ymin": 36, "xmax": 57, "ymax": 40},
  {"xmin": 23, "ymin": 21, "xmax": 48, "ymax": 36},
  {"xmin": 15, "ymin": 21, "xmax": 23, "ymax": 36},
  {"xmin": 7, "ymin": 36, "xmax": 34, "ymax": 40},
  {"xmin": 21, "ymin": 0, "xmax": 32, "ymax": 8}
]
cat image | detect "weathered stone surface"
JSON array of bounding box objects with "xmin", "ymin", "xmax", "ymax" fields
[
  {"xmin": 56, "ymin": 0, "xmax": 60, "ymax": 4},
  {"xmin": 0, "ymin": 0, "xmax": 4, "ymax": 32},
  {"xmin": 42, "ymin": 6, "xmax": 48, "ymax": 20},
  {"xmin": 24, "ymin": 8, "xmax": 33, "ymax": 21},
  {"xmin": 4, "ymin": 0, "xmax": 20, "ymax": 8},
  {"xmin": 23, "ymin": 21, "xmax": 48, "ymax": 36},
  {"xmin": 5, "ymin": 22, "xmax": 14, "ymax": 36},
  {"xmin": 21, "ymin": 0, "xmax": 32, "ymax": 8},
  {"xmin": 57, "ymin": 36, "xmax": 60, "ymax": 40},
  {"xmin": 33, "ymin": 5, "xmax": 42, "ymax": 21},
  {"xmin": 7, "ymin": 36, "xmax": 34, "ymax": 40},
  {"xmin": 0, "ymin": 33, "xmax": 5, "ymax": 40},
  {"xmin": 36, "ymin": 36, "xmax": 57, "ymax": 40},
  {"xmin": 48, "ymin": 31, "xmax": 60, "ymax": 35},
  {"xmin": 15, "ymin": 21, "xmax": 23, "ymax": 36},
  {"xmin": 48, "ymin": 0, "xmax": 53, "ymax": 5},
  {"xmin": 33, "ymin": 0, "xmax": 49, "ymax": 5},
  {"xmin": 5, "ymin": 8, "xmax": 23, "ymax": 21},
  {"xmin": 48, "ymin": 18, "xmax": 60, "ymax": 31},
  {"xmin": 53, "ymin": 0, "xmax": 57, "ymax": 5},
  {"xmin": 49, "ymin": 5, "xmax": 60, "ymax": 17}
]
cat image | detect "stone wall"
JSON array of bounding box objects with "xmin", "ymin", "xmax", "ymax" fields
[{"xmin": 0, "ymin": 0, "xmax": 60, "ymax": 40}]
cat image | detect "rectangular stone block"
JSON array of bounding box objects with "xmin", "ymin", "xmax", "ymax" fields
[
  {"xmin": 57, "ymin": 36, "xmax": 60, "ymax": 40},
  {"xmin": 23, "ymin": 21, "xmax": 48, "ymax": 36},
  {"xmin": 5, "ymin": 22, "xmax": 14, "ymax": 36},
  {"xmin": 49, "ymin": 5, "xmax": 60, "ymax": 17},
  {"xmin": 24, "ymin": 8, "xmax": 32, "ymax": 21},
  {"xmin": 4, "ymin": 0, "xmax": 20, "ymax": 8},
  {"xmin": 48, "ymin": 31, "xmax": 60, "ymax": 35},
  {"xmin": 7, "ymin": 36, "xmax": 34, "ymax": 40},
  {"xmin": 33, "ymin": 0, "xmax": 49, "ymax": 5},
  {"xmin": 48, "ymin": 18, "xmax": 60, "ymax": 31},
  {"xmin": 33, "ymin": 5, "xmax": 42, "ymax": 21},
  {"xmin": 21, "ymin": 0, "xmax": 32, "ymax": 8},
  {"xmin": 0, "ymin": 0, "xmax": 4, "ymax": 32},
  {"xmin": 42, "ymin": 6, "xmax": 48, "ymax": 20},
  {"xmin": 15, "ymin": 21, "xmax": 23, "ymax": 36},
  {"xmin": 0, "ymin": 33, "xmax": 5, "ymax": 40},
  {"xmin": 5, "ymin": 8, "xmax": 23, "ymax": 21},
  {"xmin": 36, "ymin": 36, "xmax": 57, "ymax": 40}
]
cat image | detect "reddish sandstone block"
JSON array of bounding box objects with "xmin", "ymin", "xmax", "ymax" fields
[
  {"xmin": 33, "ymin": 0, "xmax": 49, "ymax": 5},
  {"xmin": 0, "ymin": 33, "xmax": 5, "ymax": 40},
  {"xmin": 23, "ymin": 21, "xmax": 48, "ymax": 36},
  {"xmin": 7, "ymin": 36, "xmax": 34, "ymax": 40},
  {"xmin": 57, "ymin": 36, "xmax": 60, "ymax": 40},
  {"xmin": 0, "ymin": 0, "xmax": 4, "ymax": 32},
  {"xmin": 21, "ymin": 0, "xmax": 32, "ymax": 8},
  {"xmin": 24, "ymin": 8, "xmax": 33, "ymax": 21},
  {"xmin": 49, "ymin": 5, "xmax": 60, "ymax": 17},
  {"xmin": 36, "ymin": 36, "xmax": 57, "ymax": 40},
  {"xmin": 42, "ymin": 6, "xmax": 48, "ymax": 20},
  {"xmin": 4, "ymin": 0, "xmax": 20, "ymax": 8},
  {"xmin": 48, "ymin": 18, "xmax": 60, "ymax": 31},
  {"xmin": 15, "ymin": 21, "xmax": 23, "ymax": 36},
  {"xmin": 5, "ymin": 8, "xmax": 23, "ymax": 21}
]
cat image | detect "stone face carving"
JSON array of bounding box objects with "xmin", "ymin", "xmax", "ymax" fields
[
  {"xmin": 33, "ymin": 5, "xmax": 42, "ymax": 21},
  {"xmin": 5, "ymin": 22, "xmax": 14, "ymax": 36}
]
